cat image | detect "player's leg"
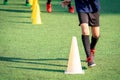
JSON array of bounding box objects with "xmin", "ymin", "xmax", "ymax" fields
[
  {"xmin": 89, "ymin": 11, "xmax": 100, "ymax": 58},
  {"xmin": 78, "ymin": 13, "xmax": 90, "ymax": 58},
  {"xmin": 26, "ymin": 0, "xmax": 31, "ymax": 6},
  {"xmin": 81, "ymin": 24, "xmax": 96, "ymax": 67},
  {"xmin": 78, "ymin": 13, "xmax": 96, "ymax": 67},
  {"xmin": 47, "ymin": 0, "xmax": 51, "ymax": 4},
  {"xmin": 67, "ymin": 2, "xmax": 74, "ymax": 13},
  {"xmin": 4, "ymin": 0, "xmax": 8, "ymax": 2},
  {"xmin": 90, "ymin": 26, "xmax": 100, "ymax": 58},
  {"xmin": 81, "ymin": 23, "xmax": 90, "ymax": 58},
  {"xmin": 4, "ymin": 0, "xmax": 8, "ymax": 5},
  {"xmin": 46, "ymin": 0, "xmax": 52, "ymax": 13},
  {"xmin": 91, "ymin": 27, "xmax": 100, "ymax": 50}
]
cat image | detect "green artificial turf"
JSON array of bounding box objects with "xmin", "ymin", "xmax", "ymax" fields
[{"xmin": 0, "ymin": 0, "xmax": 120, "ymax": 80}]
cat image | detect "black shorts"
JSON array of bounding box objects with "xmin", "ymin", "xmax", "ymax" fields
[{"xmin": 78, "ymin": 12, "xmax": 100, "ymax": 27}]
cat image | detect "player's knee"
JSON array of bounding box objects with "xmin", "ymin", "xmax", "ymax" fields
[
  {"xmin": 82, "ymin": 29, "xmax": 90, "ymax": 35},
  {"xmin": 93, "ymin": 35, "xmax": 100, "ymax": 39}
]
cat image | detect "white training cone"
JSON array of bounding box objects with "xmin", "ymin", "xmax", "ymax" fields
[{"xmin": 65, "ymin": 36, "xmax": 84, "ymax": 74}]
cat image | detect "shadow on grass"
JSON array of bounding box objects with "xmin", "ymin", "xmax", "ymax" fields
[
  {"xmin": 8, "ymin": 15, "xmax": 30, "ymax": 18},
  {"xmin": 0, "ymin": 56, "xmax": 67, "ymax": 67},
  {"xmin": 9, "ymin": 66, "xmax": 64, "ymax": 73},
  {"xmin": 0, "ymin": 56, "xmax": 87, "ymax": 72},
  {"xmin": 10, "ymin": 66, "xmax": 87, "ymax": 73},
  {"xmin": 8, "ymin": 21, "xmax": 31, "ymax": 24},
  {"xmin": 0, "ymin": 8, "xmax": 31, "ymax": 13}
]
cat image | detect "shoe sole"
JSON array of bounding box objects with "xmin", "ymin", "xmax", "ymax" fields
[{"xmin": 88, "ymin": 64, "xmax": 96, "ymax": 68}]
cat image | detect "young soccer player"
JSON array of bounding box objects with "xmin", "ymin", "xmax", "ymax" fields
[
  {"xmin": 46, "ymin": 0, "xmax": 74, "ymax": 13},
  {"xmin": 62, "ymin": 0, "xmax": 100, "ymax": 67}
]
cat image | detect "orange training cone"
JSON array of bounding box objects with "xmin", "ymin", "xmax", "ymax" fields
[{"xmin": 65, "ymin": 36, "xmax": 84, "ymax": 74}]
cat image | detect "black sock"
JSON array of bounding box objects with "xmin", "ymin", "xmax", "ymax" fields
[
  {"xmin": 90, "ymin": 36, "xmax": 99, "ymax": 49},
  {"xmin": 26, "ymin": 0, "xmax": 29, "ymax": 4},
  {"xmin": 4, "ymin": 0, "xmax": 8, "ymax": 2},
  {"xmin": 82, "ymin": 35, "xmax": 90, "ymax": 58},
  {"xmin": 67, "ymin": 3, "xmax": 71, "ymax": 8},
  {"xmin": 47, "ymin": 0, "xmax": 51, "ymax": 4}
]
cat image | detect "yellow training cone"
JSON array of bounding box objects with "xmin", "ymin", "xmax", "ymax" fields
[
  {"xmin": 31, "ymin": 0, "xmax": 34, "ymax": 10},
  {"xmin": 32, "ymin": 0, "xmax": 42, "ymax": 24},
  {"xmin": 65, "ymin": 36, "xmax": 84, "ymax": 74},
  {"xmin": 29, "ymin": 0, "xmax": 33, "ymax": 5},
  {"xmin": 31, "ymin": 0, "xmax": 37, "ymax": 18}
]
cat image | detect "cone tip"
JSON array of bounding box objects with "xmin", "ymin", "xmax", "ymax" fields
[{"xmin": 72, "ymin": 36, "xmax": 77, "ymax": 39}]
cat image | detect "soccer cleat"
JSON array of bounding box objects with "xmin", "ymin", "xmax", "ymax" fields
[
  {"xmin": 25, "ymin": 3, "xmax": 31, "ymax": 6},
  {"xmin": 46, "ymin": 3, "xmax": 52, "ymax": 13},
  {"xmin": 68, "ymin": 6, "xmax": 74, "ymax": 13},
  {"xmin": 88, "ymin": 62, "xmax": 96, "ymax": 67},
  {"xmin": 87, "ymin": 56, "xmax": 96, "ymax": 67}
]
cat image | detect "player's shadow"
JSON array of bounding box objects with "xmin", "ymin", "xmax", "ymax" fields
[
  {"xmin": 0, "ymin": 56, "xmax": 67, "ymax": 67},
  {"xmin": 0, "ymin": 8, "xmax": 31, "ymax": 13},
  {"xmin": 8, "ymin": 21, "xmax": 31, "ymax": 24},
  {"xmin": 0, "ymin": 56, "xmax": 87, "ymax": 73},
  {"xmin": 9, "ymin": 66, "xmax": 64, "ymax": 73}
]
